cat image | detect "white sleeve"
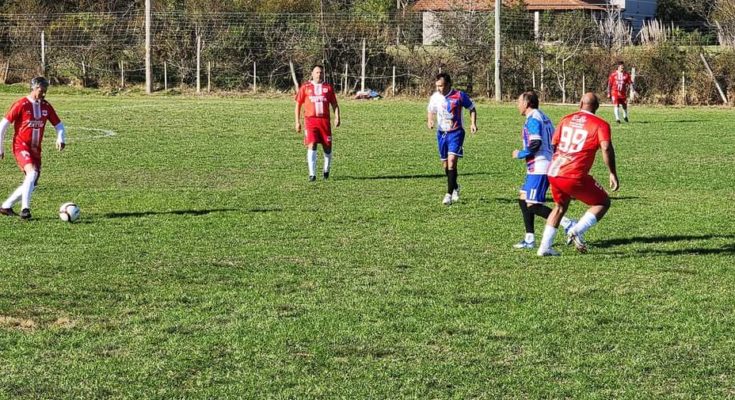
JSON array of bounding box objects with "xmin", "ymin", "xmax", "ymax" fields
[
  {"xmin": 0, "ymin": 118, "xmax": 10, "ymax": 153},
  {"xmin": 55, "ymin": 122, "xmax": 66, "ymax": 144}
]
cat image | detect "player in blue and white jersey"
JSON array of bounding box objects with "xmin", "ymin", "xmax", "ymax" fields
[
  {"xmin": 512, "ymin": 91, "xmax": 574, "ymax": 249},
  {"xmin": 427, "ymin": 73, "xmax": 478, "ymax": 205}
]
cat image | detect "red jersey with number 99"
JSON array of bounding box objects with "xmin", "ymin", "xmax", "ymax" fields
[{"xmin": 548, "ymin": 110, "xmax": 611, "ymax": 178}]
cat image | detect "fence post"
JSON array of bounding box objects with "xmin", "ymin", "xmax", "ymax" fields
[
  {"xmin": 164, "ymin": 61, "xmax": 168, "ymax": 91},
  {"xmin": 3, "ymin": 61, "xmax": 9, "ymax": 84},
  {"xmin": 582, "ymin": 74, "xmax": 586, "ymax": 94},
  {"xmin": 681, "ymin": 71, "xmax": 686, "ymax": 105},
  {"xmin": 196, "ymin": 34, "xmax": 201, "ymax": 93},
  {"xmin": 120, "ymin": 61, "xmax": 125, "ymax": 88},
  {"xmin": 532, "ymin": 70, "xmax": 536, "ymax": 89},
  {"xmin": 207, "ymin": 61, "xmax": 211, "ymax": 92},
  {"xmin": 361, "ymin": 38, "xmax": 366, "ymax": 93},
  {"xmin": 392, "ymin": 66, "xmax": 396, "ymax": 96},
  {"xmin": 41, "ymin": 31, "xmax": 46, "ymax": 75},
  {"xmin": 81, "ymin": 61, "xmax": 86, "ymax": 87},
  {"xmin": 343, "ymin": 63, "xmax": 348, "ymax": 96},
  {"xmin": 253, "ymin": 61, "xmax": 257, "ymax": 92},
  {"xmin": 494, "ymin": 0, "xmax": 501, "ymax": 101},
  {"xmin": 289, "ymin": 60, "xmax": 299, "ymax": 93},
  {"xmin": 145, "ymin": 0, "xmax": 152, "ymax": 94},
  {"xmin": 700, "ymin": 53, "xmax": 728, "ymax": 105}
]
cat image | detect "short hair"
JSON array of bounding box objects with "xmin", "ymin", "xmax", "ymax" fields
[
  {"xmin": 435, "ymin": 72, "xmax": 452, "ymax": 86},
  {"xmin": 520, "ymin": 91, "xmax": 539, "ymax": 109},
  {"xmin": 617, "ymin": 61, "xmax": 625, "ymax": 67},
  {"xmin": 30, "ymin": 76, "xmax": 49, "ymax": 90},
  {"xmin": 312, "ymin": 64, "xmax": 324, "ymax": 71}
]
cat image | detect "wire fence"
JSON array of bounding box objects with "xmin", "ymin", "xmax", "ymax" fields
[{"xmin": 0, "ymin": 10, "xmax": 732, "ymax": 104}]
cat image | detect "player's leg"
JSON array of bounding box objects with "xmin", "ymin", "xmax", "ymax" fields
[
  {"xmin": 564, "ymin": 175, "xmax": 611, "ymax": 253},
  {"xmin": 525, "ymin": 174, "xmax": 575, "ymax": 235},
  {"xmin": 321, "ymin": 120, "xmax": 333, "ymax": 179},
  {"xmin": 537, "ymin": 177, "xmax": 572, "ymax": 256},
  {"xmin": 447, "ymin": 130, "xmax": 464, "ymax": 202},
  {"xmin": 621, "ymin": 101, "xmax": 629, "ymax": 122},
  {"xmin": 0, "ymin": 182, "xmax": 22, "ymax": 215},
  {"xmin": 437, "ymin": 132, "xmax": 452, "ymax": 205},
  {"xmin": 19, "ymin": 163, "xmax": 38, "ymax": 219},
  {"xmin": 613, "ymin": 100, "xmax": 621, "ymax": 123},
  {"xmin": 306, "ymin": 142, "xmax": 318, "ymax": 181},
  {"xmin": 515, "ymin": 192, "xmax": 536, "ymax": 249}
]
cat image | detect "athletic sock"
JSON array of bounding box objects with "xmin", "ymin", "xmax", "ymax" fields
[
  {"xmin": 2, "ymin": 185, "xmax": 23, "ymax": 209},
  {"xmin": 623, "ymin": 108, "xmax": 629, "ymax": 119},
  {"xmin": 518, "ymin": 200, "xmax": 535, "ymax": 234},
  {"xmin": 453, "ymin": 165, "xmax": 459, "ymax": 190},
  {"xmin": 323, "ymin": 151, "xmax": 332, "ymax": 173},
  {"xmin": 613, "ymin": 106, "xmax": 620, "ymax": 121},
  {"xmin": 573, "ymin": 212, "xmax": 598, "ymax": 236},
  {"xmin": 447, "ymin": 169, "xmax": 457, "ymax": 195},
  {"xmin": 20, "ymin": 170, "xmax": 37, "ymax": 210},
  {"xmin": 307, "ymin": 149, "xmax": 317, "ymax": 177},
  {"xmin": 525, "ymin": 233, "xmax": 535, "ymax": 243},
  {"xmin": 539, "ymin": 225, "xmax": 558, "ymax": 251}
]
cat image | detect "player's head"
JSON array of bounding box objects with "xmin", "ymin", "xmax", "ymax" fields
[
  {"xmin": 580, "ymin": 92, "xmax": 600, "ymax": 114},
  {"xmin": 435, "ymin": 72, "xmax": 452, "ymax": 95},
  {"xmin": 616, "ymin": 61, "xmax": 625, "ymax": 72},
  {"xmin": 30, "ymin": 76, "xmax": 49, "ymax": 100},
  {"xmin": 311, "ymin": 65, "xmax": 324, "ymax": 83},
  {"xmin": 518, "ymin": 91, "xmax": 539, "ymax": 115}
]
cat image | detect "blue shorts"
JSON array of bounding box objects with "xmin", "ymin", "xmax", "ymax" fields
[
  {"xmin": 520, "ymin": 174, "xmax": 549, "ymax": 204},
  {"xmin": 437, "ymin": 129, "xmax": 465, "ymax": 161}
]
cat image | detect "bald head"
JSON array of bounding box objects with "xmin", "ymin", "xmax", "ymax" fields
[{"xmin": 580, "ymin": 92, "xmax": 600, "ymax": 114}]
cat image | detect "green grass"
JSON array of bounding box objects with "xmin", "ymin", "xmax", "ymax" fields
[{"xmin": 0, "ymin": 92, "xmax": 733, "ymax": 398}]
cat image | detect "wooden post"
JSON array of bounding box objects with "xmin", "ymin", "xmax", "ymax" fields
[
  {"xmin": 164, "ymin": 61, "xmax": 168, "ymax": 91},
  {"xmin": 145, "ymin": 0, "xmax": 152, "ymax": 94},
  {"xmin": 207, "ymin": 61, "xmax": 211, "ymax": 92},
  {"xmin": 681, "ymin": 72, "xmax": 686, "ymax": 104},
  {"xmin": 540, "ymin": 54, "xmax": 545, "ymax": 94},
  {"xmin": 494, "ymin": 0, "xmax": 501, "ymax": 101},
  {"xmin": 120, "ymin": 61, "xmax": 125, "ymax": 88},
  {"xmin": 582, "ymin": 74, "xmax": 586, "ymax": 94},
  {"xmin": 700, "ymin": 53, "xmax": 728, "ymax": 104},
  {"xmin": 392, "ymin": 66, "xmax": 396, "ymax": 96},
  {"xmin": 532, "ymin": 70, "xmax": 536, "ymax": 89},
  {"xmin": 41, "ymin": 31, "xmax": 46, "ymax": 74},
  {"xmin": 253, "ymin": 61, "xmax": 257, "ymax": 92},
  {"xmin": 81, "ymin": 61, "xmax": 86, "ymax": 87},
  {"xmin": 289, "ymin": 60, "xmax": 299, "ymax": 93},
  {"xmin": 3, "ymin": 61, "xmax": 9, "ymax": 84},
  {"xmin": 630, "ymin": 67, "xmax": 636, "ymax": 98},
  {"xmin": 361, "ymin": 38, "xmax": 366, "ymax": 93},
  {"xmin": 196, "ymin": 34, "xmax": 201, "ymax": 93},
  {"xmin": 343, "ymin": 63, "xmax": 348, "ymax": 96}
]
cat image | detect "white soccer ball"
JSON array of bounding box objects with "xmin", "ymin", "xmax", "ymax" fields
[{"xmin": 59, "ymin": 202, "xmax": 80, "ymax": 222}]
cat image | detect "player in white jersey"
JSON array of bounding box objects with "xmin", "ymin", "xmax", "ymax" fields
[{"xmin": 511, "ymin": 91, "xmax": 574, "ymax": 249}]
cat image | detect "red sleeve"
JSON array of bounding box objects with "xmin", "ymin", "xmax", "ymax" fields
[
  {"xmin": 5, "ymin": 100, "xmax": 22, "ymax": 123},
  {"xmin": 47, "ymin": 104, "xmax": 61, "ymax": 126},
  {"xmin": 295, "ymin": 85, "xmax": 305, "ymax": 105},
  {"xmin": 597, "ymin": 119, "xmax": 611, "ymax": 143}
]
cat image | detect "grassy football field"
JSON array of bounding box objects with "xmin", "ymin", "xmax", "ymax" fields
[{"xmin": 0, "ymin": 88, "xmax": 734, "ymax": 398}]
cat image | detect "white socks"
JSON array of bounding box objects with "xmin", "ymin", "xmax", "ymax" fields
[
  {"xmin": 560, "ymin": 217, "xmax": 573, "ymax": 230},
  {"xmin": 525, "ymin": 233, "xmax": 535, "ymax": 243},
  {"xmin": 622, "ymin": 107, "xmax": 628, "ymax": 119},
  {"xmin": 571, "ymin": 212, "xmax": 598, "ymax": 236},
  {"xmin": 323, "ymin": 152, "xmax": 332, "ymax": 174},
  {"xmin": 307, "ymin": 149, "xmax": 317, "ymax": 177},
  {"xmin": 614, "ymin": 106, "xmax": 620, "ymax": 121},
  {"xmin": 2, "ymin": 186, "xmax": 23, "ymax": 209},
  {"xmin": 21, "ymin": 170, "xmax": 37, "ymax": 210},
  {"xmin": 538, "ymin": 225, "xmax": 557, "ymax": 252}
]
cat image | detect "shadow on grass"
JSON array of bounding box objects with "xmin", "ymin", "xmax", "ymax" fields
[
  {"xmin": 337, "ymin": 172, "xmax": 488, "ymax": 181},
  {"xmin": 637, "ymin": 243, "xmax": 735, "ymax": 256},
  {"xmin": 490, "ymin": 196, "xmax": 640, "ymax": 204},
  {"xmin": 595, "ymin": 234, "xmax": 735, "ymax": 249},
  {"xmin": 105, "ymin": 208, "xmax": 240, "ymax": 218}
]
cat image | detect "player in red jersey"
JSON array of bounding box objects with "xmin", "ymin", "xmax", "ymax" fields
[
  {"xmin": 607, "ymin": 61, "xmax": 636, "ymax": 124},
  {"xmin": 0, "ymin": 77, "xmax": 66, "ymax": 220},
  {"xmin": 295, "ymin": 65, "xmax": 340, "ymax": 181},
  {"xmin": 537, "ymin": 93, "xmax": 619, "ymax": 256}
]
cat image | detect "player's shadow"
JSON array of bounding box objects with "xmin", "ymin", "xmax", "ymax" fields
[
  {"xmin": 594, "ymin": 233, "xmax": 735, "ymax": 249},
  {"xmin": 337, "ymin": 172, "xmax": 488, "ymax": 181},
  {"xmin": 104, "ymin": 208, "xmax": 258, "ymax": 219},
  {"xmin": 636, "ymin": 243, "xmax": 735, "ymax": 256}
]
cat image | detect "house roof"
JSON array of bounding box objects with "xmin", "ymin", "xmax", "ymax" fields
[{"xmin": 412, "ymin": 0, "xmax": 609, "ymax": 12}]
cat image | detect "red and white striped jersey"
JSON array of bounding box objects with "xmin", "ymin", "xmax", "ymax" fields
[
  {"xmin": 4, "ymin": 96, "xmax": 61, "ymax": 151},
  {"xmin": 296, "ymin": 81, "xmax": 338, "ymax": 119}
]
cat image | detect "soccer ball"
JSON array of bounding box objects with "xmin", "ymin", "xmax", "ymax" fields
[{"xmin": 59, "ymin": 202, "xmax": 80, "ymax": 222}]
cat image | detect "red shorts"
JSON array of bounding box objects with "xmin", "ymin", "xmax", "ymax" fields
[
  {"xmin": 549, "ymin": 175, "xmax": 609, "ymax": 206},
  {"xmin": 304, "ymin": 118, "xmax": 332, "ymax": 149},
  {"xmin": 612, "ymin": 96, "xmax": 627, "ymax": 106},
  {"xmin": 13, "ymin": 143, "xmax": 42, "ymax": 172}
]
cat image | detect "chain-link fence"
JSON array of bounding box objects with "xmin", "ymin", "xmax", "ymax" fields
[{"xmin": 0, "ymin": 9, "xmax": 732, "ymax": 104}]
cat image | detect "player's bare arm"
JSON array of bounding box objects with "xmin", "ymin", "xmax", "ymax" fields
[
  {"xmin": 294, "ymin": 102, "xmax": 302, "ymax": 132},
  {"xmin": 0, "ymin": 117, "xmax": 11, "ymax": 160},
  {"xmin": 333, "ymin": 104, "xmax": 340, "ymax": 128},
  {"xmin": 427, "ymin": 112, "xmax": 435, "ymax": 130},
  {"xmin": 469, "ymin": 108, "xmax": 478, "ymax": 134},
  {"xmin": 601, "ymin": 140, "xmax": 619, "ymax": 192}
]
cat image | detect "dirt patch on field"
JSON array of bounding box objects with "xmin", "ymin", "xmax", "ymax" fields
[{"xmin": 0, "ymin": 315, "xmax": 37, "ymax": 331}]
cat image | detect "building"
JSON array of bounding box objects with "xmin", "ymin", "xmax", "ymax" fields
[{"xmin": 412, "ymin": 0, "xmax": 657, "ymax": 45}]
